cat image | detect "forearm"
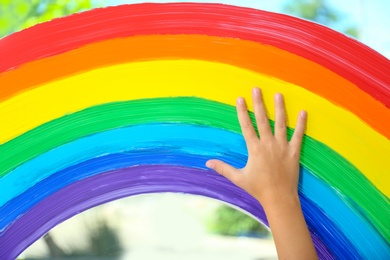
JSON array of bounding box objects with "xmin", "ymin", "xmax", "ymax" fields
[{"xmin": 262, "ymin": 195, "xmax": 318, "ymax": 260}]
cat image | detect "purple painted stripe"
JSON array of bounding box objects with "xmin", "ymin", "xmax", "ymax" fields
[{"xmin": 1, "ymin": 165, "xmax": 332, "ymax": 259}]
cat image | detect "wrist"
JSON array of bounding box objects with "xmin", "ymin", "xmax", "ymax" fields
[{"xmin": 258, "ymin": 192, "xmax": 301, "ymax": 213}]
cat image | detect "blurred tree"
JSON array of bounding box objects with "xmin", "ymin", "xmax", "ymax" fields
[
  {"xmin": 0, "ymin": 0, "xmax": 98, "ymax": 38},
  {"xmin": 211, "ymin": 205, "xmax": 269, "ymax": 237},
  {"xmin": 283, "ymin": 0, "xmax": 359, "ymax": 38},
  {"xmin": 27, "ymin": 219, "xmax": 123, "ymax": 260},
  {"xmin": 86, "ymin": 218, "xmax": 123, "ymax": 257}
]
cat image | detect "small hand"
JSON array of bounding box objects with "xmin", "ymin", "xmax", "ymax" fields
[
  {"xmin": 206, "ymin": 87, "xmax": 317, "ymax": 259},
  {"xmin": 206, "ymin": 87, "xmax": 307, "ymax": 208}
]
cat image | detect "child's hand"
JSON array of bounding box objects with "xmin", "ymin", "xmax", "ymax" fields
[
  {"xmin": 206, "ymin": 87, "xmax": 317, "ymax": 259},
  {"xmin": 206, "ymin": 87, "xmax": 307, "ymax": 209}
]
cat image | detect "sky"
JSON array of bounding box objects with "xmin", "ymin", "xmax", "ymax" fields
[{"xmin": 104, "ymin": 0, "xmax": 390, "ymax": 58}]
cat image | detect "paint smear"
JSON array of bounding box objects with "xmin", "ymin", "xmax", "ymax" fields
[
  {"xmin": 1, "ymin": 3, "xmax": 389, "ymax": 106},
  {"xmin": 1, "ymin": 60, "xmax": 389, "ymax": 199},
  {"xmin": 0, "ymin": 3, "xmax": 389, "ymax": 260},
  {"xmin": 0, "ymin": 35, "xmax": 388, "ymax": 140},
  {"xmin": 1, "ymin": 127, "xmax": 388, "ymax": 258},
  {"xmin": 1, "ymin": 164, "xmax": 341, "ymax": 259},
  {"xmin": 0, "ymin": 101, "xmax": 388, "ymax": 246}
]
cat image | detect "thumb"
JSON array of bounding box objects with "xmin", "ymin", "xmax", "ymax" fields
[{"xmin": 206, "ymin": 159, "xmax": 240, "ymax": 184}]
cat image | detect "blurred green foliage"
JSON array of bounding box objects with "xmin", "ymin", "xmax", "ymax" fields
[
  {"xmin": 283, "ymin": 0, "xmax": 359, "ymax": 38},
  {"xmin": 1, "ymin": 0, "xmax": 359, "ymax": 39},
  {"xmin": 0, "ymin": 0, "xmax": 98, "ymax": 38},
  {"xmin": 85, "ymin": 218, "xmax": 123, "ymax": 257},
  {"xmin": 210, "ymin": 205, "xmax": 269, "ymax": 237}
]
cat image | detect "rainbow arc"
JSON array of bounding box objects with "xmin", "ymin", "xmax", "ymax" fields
[{"xmin": 0, "ymin": 3, "xmax": 389, "ymax": 259}]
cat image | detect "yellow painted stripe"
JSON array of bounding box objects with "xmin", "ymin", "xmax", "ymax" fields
[{"xmin": 1, "ymin": 60, "xmax": 389, "ymax": 196}]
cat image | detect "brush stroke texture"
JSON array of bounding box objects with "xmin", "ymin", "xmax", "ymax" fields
[
  {"xmin": 1, "ymin": 35, "xmax": 388, "ymax": 139},
  {"xmin": 2, "ymin": 164, "xmax": 347, "ymax": 260},
  {"xmin": 0, "ymin": 3, "xmax": 389, "ymax": 106},
  {"xmin": 0, "ymin": 3, "xmax": 389, "ymax": 259},
  {"xmin": 1, "ymin": 98, "xmax": 388, "ymax": 243},
  {"xmin": 1, "ymin": 149, "xmax": 388, "ymax": 258},
  {"xmin": 1, "ymin": 60, "xmax": 389, "ymax": 199},
  {"xmin": 1, "ymin": 120, "xmax": 389, "ymax": 249}
]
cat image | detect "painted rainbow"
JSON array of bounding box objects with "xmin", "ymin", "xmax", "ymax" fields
[{"xmin": 0, "ymin": 3, "xmax": 389, "ymax": 259}]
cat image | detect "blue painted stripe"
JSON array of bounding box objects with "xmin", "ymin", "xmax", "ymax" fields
[
  {"xmin": 0, "ymin": 124, "xmax": 388, "ymax": 257},
  {"xmin": 1, "ymin": 153, "xmax": 352, "ymax": 258}
]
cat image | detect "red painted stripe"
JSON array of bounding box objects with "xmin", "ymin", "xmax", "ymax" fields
[{"xmin": 0, "ymin": 3, "xmax": 389, "ymax": 106}]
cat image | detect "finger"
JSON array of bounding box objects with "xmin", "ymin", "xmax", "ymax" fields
[
  {"xmin": 206, "ymin": 159, "xmax": 241, "ymax": 184},
  {"xmin": 274, "ymin": 93, "xmax": 287, "ymax": 143},
  {"xmin": 290, "ymin": 110, "xmax": 307, "ymax": 152},
  {"xmin": 236, "ymin": 97, "xmax": 258, "ymax": 144},
  {"xmin": 252, "ymin": 88, "xmax": 272, "ymax": 139}
]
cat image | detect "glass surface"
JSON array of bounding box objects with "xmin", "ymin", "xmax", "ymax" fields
[{"xmin": 18, "ymin": 193, "xmax": 277, "ymax": 260}]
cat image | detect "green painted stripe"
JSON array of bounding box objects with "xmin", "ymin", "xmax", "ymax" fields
[{"xmin": 0, "ymin": 97, "xmax": 389, "ymax": 241}]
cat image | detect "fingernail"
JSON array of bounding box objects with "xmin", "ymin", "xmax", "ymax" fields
[
  {"xmin": 300, "ymin": 110, "xmax": 307, "ymax": 119},
  {"xmin": 237, "ymin": 97, "xmax": 244, "ymax": 105},
  {"xmin": 252, "ymin": 87, "xmax": 260, "ymax": 96},
  {"xmin": 206, "ymin": 161, "xmax": 214, "ymax": 168},
  {"xmin": 275, "ymin": 93, "xmax": 282, "ymax": 101}
]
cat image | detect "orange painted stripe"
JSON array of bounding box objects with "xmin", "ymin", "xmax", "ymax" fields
[{"xmin": 1, "ymin": 34, "xmax": 389, "ymax": 139}]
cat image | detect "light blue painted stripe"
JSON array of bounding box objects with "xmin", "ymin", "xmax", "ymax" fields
[{"xmin": 0, "ymin": 124, "xmax": 388, "ymax": 257}]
